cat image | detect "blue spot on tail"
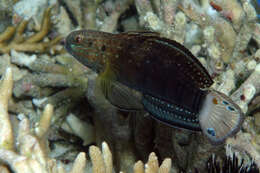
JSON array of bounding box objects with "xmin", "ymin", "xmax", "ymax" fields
[{"xmin": 207, "ymin": 128, "xmax": 216, "ymax": 136}]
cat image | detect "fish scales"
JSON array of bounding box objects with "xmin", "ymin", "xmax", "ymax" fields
[
  {"xmin": 65, "ymin": 30, "xmax": 210, "ymax": 129},
  {"xmin": 107, "ymin": 32, "xmax": 210, "ymax": 126},
  {"xmin": 65, "ymin": 30, "xmax": 244, "ymax": 145}
]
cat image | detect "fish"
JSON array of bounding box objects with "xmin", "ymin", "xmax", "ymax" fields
[{"xmin": 65, "ymin": 30, "xmax": 244, "ymax": 145}]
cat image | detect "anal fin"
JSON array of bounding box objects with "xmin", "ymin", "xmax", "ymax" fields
[{"xmin": 142, "ymin": 94, "xmax": 201, "ymax": 131}]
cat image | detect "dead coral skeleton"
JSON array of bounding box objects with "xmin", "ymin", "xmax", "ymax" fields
[
  {"xmin": 0, "ymin": 7, "xmax": 62, "ymax": 54},
  {"xmin": 135, "ymin": 0, "xmax": 260, "ymax": 170},
  {"xmin": 7, "ymin": 48, "xmax": 89, "ymax": 114},
  {"xmin": 225, "ymin": 63, "xmax": 260, "ymax": 169},
  {"xmin": 0, "ymin": 67, "xmax": 172, "ymax": 173},
  {"xmin": 89, "ymin": 143, "xmax": 173, "ymax": 173},
  {"xmin": 2, "ymin": 0, "xmax": 260, "ymax": 172},
  {"xmin": 0, "ymin": 67, "xmax": 82, "ymax": 173},
  {"xmin": 135, "ymin": 0, "xmax": 185, "ymax": 43},
  {"xmin": 82, "ymin": 0, "xmax": 133, "ymax": 32}
]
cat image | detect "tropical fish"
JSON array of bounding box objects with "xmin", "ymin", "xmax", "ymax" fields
[{"xmin": 65, "ymin": 30, "xmax": 244, "ymax": 145}]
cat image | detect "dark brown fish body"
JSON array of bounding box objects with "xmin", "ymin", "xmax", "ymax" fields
[
  {"xmin": 65, "ymin": 30, "xmax": 244, "ymax": 144},
  {"xmin": 107, "ymin": 32, "xmax": 212, "ymax": 131}
]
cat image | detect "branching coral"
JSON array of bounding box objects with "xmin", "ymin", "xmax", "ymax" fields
[
  {"xmin": 134, "ymin": 0, "xmax": 260, "ymax": 171},
  {"xmin": 89, "ymin": 143, "xmax": 172, "ymax": 173},
  {"xmin": 0, "ymin": 67, "xmax": 173, "ymax": 173},
  {"xmin": 0, "ymin": 68, "xmax": 14, "ymax": 150},
  {"xmin": 1, "ymin": 0, "xmax": 260, "ymax": 172},
  {"xmin": 135, "ymin": 0, "xmax": 185, "ymax": 43},
  {"xmin": 135, "ymin": 0, "xmax": 258, "ymax": 65},
  {"xmin": 81, "ymin": 0, "xmax": 134, "ymax": 32},
  {"xmin": 0, "ymin": 7, "xmax": 62, "ymax": 54}
]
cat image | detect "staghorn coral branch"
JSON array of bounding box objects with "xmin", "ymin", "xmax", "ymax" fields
[
  {"xmin": 0, "ymin": 68, "xmax": 13, "ymax": 150},
  {"xmin": 0, "ymin": 7, "xmax": 62, "ymax": 54},
  {"xmin": 35, "ymin": 104, "xmax": 54, "ymax": 138},
  {"xmin": 25, "ymin": 7, "xmax": 52, "ymax": 43},
  {"xmin": 0, "ymin": 149, "xmax": 31, "ymax": 173},
  {"xmin": 13, "ymin": 73, "xmax": 88, "ymax": 98},
  {"xmin": 134, "ymin": 161, "xmax": 144, "ymax": 173},
  {"xmin": 0, "ymin": 53, "xmax": 176, "ymax": 173},
  {"xmin": 158, "ymin": 159, "xmax": 172, "ymax": 173},
  {"xmin": 145, "ymin": 152, "xmax": 159, "ymax": 173},
  {"xmin": 89, "ymin": 144, "xmax": 107, "ymax": 173},
  {"xmin": 0, "ymin": 99, "xmax": 88, "ymax": 173},
  {"xmin": 10, "ymin": 50, "xmax": 69, "ymax": 74},
  {"xmin": 70, "ymin": 152, "xmax": 86, "ymax": 173},
  {"xmin": 132, "ymin": 153, "xmax": 171, "ymax": 173},
  {"xmin": 19, "ymin": 133, "xmax": 48, "ymax": 167},
  {"xmin": 13, "ymin": 20, "xmax": 29, "ymax": 43},
  {"xmin": 88, "ymin": 142, "xmax": 172, "ymax": 173},
  {"xmin": 0, "ymin": 26, "xmax": 16, "ymax": 42},
  {"xmin": 102, "ymin": 142, "xmax": 113, "ymax": 173}
]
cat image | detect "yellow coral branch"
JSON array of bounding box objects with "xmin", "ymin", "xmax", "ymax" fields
[
  {"xmin": 132, "ymin": 154, "xmax": 171, "ymax": 173},
  {"xmin": 25, "ymin": 7, "xmax": 52, "ymax": 43},
  {"xmin": 14, "ymin": 20, "xmax": 29, "ymax": 43},
  {"xmin": 0, "ymin": 68, "xmax": 14, "ymax": 150},
  {"xmin": 89, "ymin": 145, "xmax": 106, "ymax": 173},
  {"xmin": 145, "ymin": 152, "xmax": 159, "ymax": 173},
  {"xmin": 0, "ymin": 26, "xmax": 16, "ymax": 42},
  {"xmin": 133, "ymin": 161, "xmax": 144, "ymax": 173},
  {"xmin": 158, "ymin": 159, "xmax": 171, "ymax": 173},
  {"xmin": 0, "ymin": 6, "xmax": 62, "ymax": 54},
  {"xmin": 70, "ymin": 152, "xmax": 86, "ymax": 173},
  {"xmin": 35, "ymin": 104, "xmax": 54, "ymax": 138}
]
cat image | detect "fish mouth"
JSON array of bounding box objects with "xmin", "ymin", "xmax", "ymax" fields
[
  {"xmin": 64, "ymin": 32, "xmax": 77, "ymax": 54},
  {"xmin": 64, "ymin": 36, "xmax": 72, "ymax": 53}
]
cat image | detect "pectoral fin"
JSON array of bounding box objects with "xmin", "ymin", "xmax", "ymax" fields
[
  {"xmin": 98, "ymin": 61, "xmax": 143, "ymax": 111},
  {"xmin": 98, "ymin": 77, "xmax": 143, "ymax": 110}
]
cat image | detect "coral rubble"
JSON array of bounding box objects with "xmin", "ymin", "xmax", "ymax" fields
[
  {"xmin": 0, "ymin": 68, "xmax": 173, "ymax": 173},
  {"xmin": 0, "ymin": 0, "xmax": 260, "ymax": 172}
]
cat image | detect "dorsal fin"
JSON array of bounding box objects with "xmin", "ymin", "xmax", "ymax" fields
[
  {"xmin": 115, "ymin": 31, "xmax": 213, "ymax": 90},
  {"xmin": 146, "ymin": 37, "xmax": 213, "ymax": 89},
  {"xmin": 120, "ymin": 31, "xmax": 160, "ymax": 37}
]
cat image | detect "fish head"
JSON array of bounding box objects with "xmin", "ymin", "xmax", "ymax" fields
[
  {"xmin": 65, "ymin": 30, "xmax": 106, "ymax": 72},
  {"xmin": 198, "ymin": 89, "xmax": 244, "ymax": 145}
]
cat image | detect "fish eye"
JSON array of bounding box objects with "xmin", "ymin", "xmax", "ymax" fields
[
  {"xmin": 207, "ymin": 128, "xmax": 216, "ymax": 136},
  {"xmin": 222, "ymin": 100, "xmax": 229, "ymax": 105},
  {"xmin": 75, "ymin": 35, "xmax": 83, "ymax": 43},
  {"xmin": 227, "ymin": 106, "xmax": 235, "ymax": 112}
]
